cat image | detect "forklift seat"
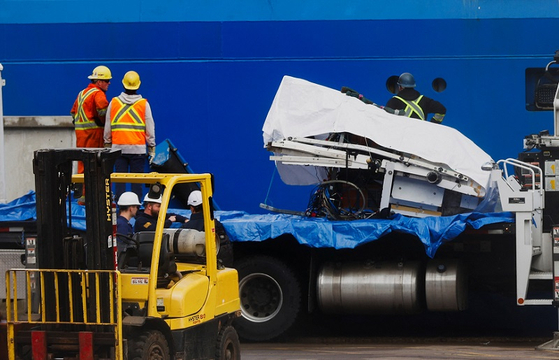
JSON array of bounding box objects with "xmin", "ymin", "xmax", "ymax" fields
[{"xmin": 127, "ymin": 232, "xmax": 177, "ymax": 285}]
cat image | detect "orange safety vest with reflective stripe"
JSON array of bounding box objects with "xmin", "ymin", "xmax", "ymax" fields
[
  {"xmin": 394, "ymin": 95, "xmax": 425, "ymax": 120},
  {"xmin": 109, "ymin": 97, "xmax": 148, "ymax": 145},
  {"xmin": 74, "ymin": 87, "xmax": 105, "ymax": 130}
]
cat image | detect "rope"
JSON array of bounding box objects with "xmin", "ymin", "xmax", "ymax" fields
[{"xmin": 263, "ymin": 166, "xmax": 278, "ymax": 206}]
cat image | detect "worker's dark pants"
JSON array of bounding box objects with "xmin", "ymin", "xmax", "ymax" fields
[{"xmin": 114, "ymin": 154, "xmax": 146, "ymax": 202}]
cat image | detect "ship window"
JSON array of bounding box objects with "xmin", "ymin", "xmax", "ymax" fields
[
  {"xmin": 386, "ymin": 75, "xmax": 399, "ymax": 94},
  {"xmin": 432, "ymin": 78, "xmax": 447, "ymax": 93}
]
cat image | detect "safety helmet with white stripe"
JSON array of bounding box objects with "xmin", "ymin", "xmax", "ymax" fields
[{"xmin": 88, "ymin": 65, "xmax": 112, "ymax": 80}]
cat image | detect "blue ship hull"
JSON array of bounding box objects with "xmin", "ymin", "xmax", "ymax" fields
[{"xmin": 2, "ymin": 2, "xmax": 559, "ymax": 212}]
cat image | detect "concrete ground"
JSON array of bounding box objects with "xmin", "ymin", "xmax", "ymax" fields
[{"xmin": 240, "ymin": 337, "xmax": 559, "ymax": 359}]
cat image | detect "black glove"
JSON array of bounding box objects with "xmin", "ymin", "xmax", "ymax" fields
[
  {"xmin": 341, "ymin": 86, "xmax": 360, "ymax": 98},
  {"xmin": 341, "ymin": 86, "xmax": 377, "ymax": 106}
]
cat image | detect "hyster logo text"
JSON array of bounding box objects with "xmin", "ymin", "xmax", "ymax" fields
[
  {"xmin": 188, "ymin": 313, "xmax": 206, "ymax": 325},
  {"xmin": 105, "ymin": 178, "xmax": 112, "ymax": 222}
]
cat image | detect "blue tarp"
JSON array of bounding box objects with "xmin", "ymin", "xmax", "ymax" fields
[
  {"xmin": 0, "ymin": 191, "xmax": 37, "ymax": 221},
  {"xmin": 0, "ymin": 192, "xmax": 514, "ymax": 258},
  {"xmin": 218, "ymin": 211, "xmax": 514, "ymax": 258}
]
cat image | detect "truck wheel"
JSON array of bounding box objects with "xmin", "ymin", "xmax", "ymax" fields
[
  {"xmin": 128, "ymin": 330, "xmax": 171, "ymax": 360},
  {"xmin": 234, "ymin": 255, "xmax": 301, "ymax": 341},
  {"xmin": 215, "ymin": 325, "xmax": 241, "ymax": 360}
]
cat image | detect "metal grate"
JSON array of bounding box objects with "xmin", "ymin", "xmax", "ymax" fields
[
  {"xmin": 6, "ymin": 269, "xmax": 120, "ymax": 324},
  {"xmin": 0, "ymin": 250, "xmax": 25, "ymax": 299},
  {"xmin": 535, "ymin": 84, "xmax": 558, "ymax": 109},
  {"xmin": 5, "ymin": 269, "xmax": 123, "ymax": 360}
]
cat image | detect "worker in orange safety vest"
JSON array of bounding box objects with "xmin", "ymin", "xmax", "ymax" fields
[
  {"xmin": 104, "ymin": 70, "xmax": 156, "ymax": 201},
  {"xmin": 70, "ymin": 65, "xmax": 112, "ymax": 203}
]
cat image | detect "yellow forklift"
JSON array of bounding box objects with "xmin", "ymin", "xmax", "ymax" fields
[{"xmin": 5, "ymin": 148, "xmax": 241, "ymax": 360}]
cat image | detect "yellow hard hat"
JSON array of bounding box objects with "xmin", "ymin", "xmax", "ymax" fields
[
  {"xmin": 122, "ymin": 71, "xmax": 141, "ymax": 90},
  {"xmin": 88, "ymin": 65, "xmax": 112, "ymax": 80}
]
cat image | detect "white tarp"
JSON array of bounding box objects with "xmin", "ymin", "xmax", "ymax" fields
[{"xmin": 262, "ymin": 76, "xmax": 493, "ymax": 195}]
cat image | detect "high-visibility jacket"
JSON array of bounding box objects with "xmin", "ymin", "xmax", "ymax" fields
[
  {"xmin": 71, "ymin": 84, "xmax": 108, "ymax": 132},
  {"xmin": 71, "ymin": 84, "xmax": 108, "ymax": 174},
  {"xmin": 393, "ymin": 95, "xmax": 425, "ymax": 120},
  {"xmin": 109, "ymin": 97, "xmax": 148, "ymax": 146},
  {"xmin": 386, "ymin": 88, "xmax": 446, "ymax": 123}
]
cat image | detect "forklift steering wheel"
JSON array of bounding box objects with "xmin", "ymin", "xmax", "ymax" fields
[{"xmin": 115, "ymin": 233, "xmax": 139, "ymax": 248}]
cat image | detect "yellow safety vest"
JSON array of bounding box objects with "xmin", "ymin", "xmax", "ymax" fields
[{"xmin": 394, "ymin": 95, "xmax": 425, "ymax": 120}]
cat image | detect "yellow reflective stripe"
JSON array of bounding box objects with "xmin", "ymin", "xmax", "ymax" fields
[
  {"xmin": 128, "ymin": 108, "xmax": 143, "ymax": 124},
  {"xmin": 112, "ymin": 103, "xmax": 132, "ymax": 124},
  {"xmin": 75, "ymin": 122, "xmax": 102, "ymax": 130},
  {"xmin": 111, "ymin": 98, "xmax": 146, "ymax": 133},
  {"xmin": 111, "ymin": 99, "xmax": 145, "ymax": 125},
  {"xmin": 432, "ymin": 113, "xmax": 445, "ymax": 123},
  {"xmin": 394, "ymin": 95, "xmax": 425, "ymax": 120},
  {"xmin": 77, "ymin": 107, "xmax": 89, "ymax": 123},
  {"xmin": 111, "ymin": 124, "xmax": 146, "ymax": 131},
  {"xmin": 77, "ymin": 88, "xmax": 97, "ymax": 110},
  {"xmin": 76, "ymin": 88, "xmax": 99, "ymax": 124}
]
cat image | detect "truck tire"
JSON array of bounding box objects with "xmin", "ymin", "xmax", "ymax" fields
[
  {"xmin": 234, "ymin": 255, "xmax": 301, "ymax": 341},
  {"xmin": 215, "ymin": 325, "xmax": 241, "ymax": 360},
  {"xmin": 128, "ymin": 330, "xmax": 171, "ymax": 360}
]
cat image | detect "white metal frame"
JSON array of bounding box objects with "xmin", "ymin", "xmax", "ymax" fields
[
  {"xmin": 268, "ymin": 136, "xmax": 482, "ymax": 218},
  {"xmin": 271, "ymin": 136, "xmax": 556, "ymax": 305},
  {"xmin": 269, "ymin": 137, "xmax": 471, "ymax": 184},
  {"xmin": 493, "ymin": 158, "xmax": 551, "ymax": 305}
]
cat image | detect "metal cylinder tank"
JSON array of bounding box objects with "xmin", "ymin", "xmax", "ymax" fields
[
  {"xmin": 425, "ymin": 259, "xmax": 468, "ymax": 311},
  {"xmin": 163, "ymin": 228, "xmax": 219, "ymax": 258},
  {"xmin": 317, "ymin": 261, "xmax": 424, "ymax": 314}
]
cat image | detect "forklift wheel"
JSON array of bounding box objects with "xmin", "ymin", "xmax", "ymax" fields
[
  {"xmin": 215, "ymin": 325, "xmax": 241, "ymax": 360},
  {"xmin": 128, "ymin": 330, "xmax": 171, "ymax": 360}
]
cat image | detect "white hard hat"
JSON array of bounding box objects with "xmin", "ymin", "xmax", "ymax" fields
[
  {"xmin": 143, "ymin": 193, "xmax": 162, "ymax": 204},
  {"xmin": 187, "ymin": 190, "xmax": 203, "ymax": 206},
  {"xmin": 117, "ymin": 192, "xmax": 141, "ymax": 206}
]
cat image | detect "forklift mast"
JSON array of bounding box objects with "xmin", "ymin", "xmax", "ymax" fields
[
  {"xmin": 33, "ymin": 148, "xmax": 120, "ymax": 271},
  {"xmin": 32, "ymin": 148, "xmax": 121, "ymax": 326}
]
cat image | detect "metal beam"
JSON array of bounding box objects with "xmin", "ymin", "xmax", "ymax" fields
[{"xmin": 0, "ymin": 64, "xmax": 6, "ymax": 203}]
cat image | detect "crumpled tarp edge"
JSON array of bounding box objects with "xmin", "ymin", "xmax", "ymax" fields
[
  {"xmin": 0, "ymin": 191, "xmax": 515, "ymax": 258},
  {"xmin": 219, "ymin": 211, "xmax": 514, "ymax": 258}
]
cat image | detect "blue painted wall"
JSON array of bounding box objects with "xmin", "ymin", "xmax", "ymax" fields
[
  {"xmin": 1, "ymin": 1, "xmax": 559, "ymax": 212},
  {"xmin": 1, "ymin": 0, "xmax": 558, "ymax": 22}
]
